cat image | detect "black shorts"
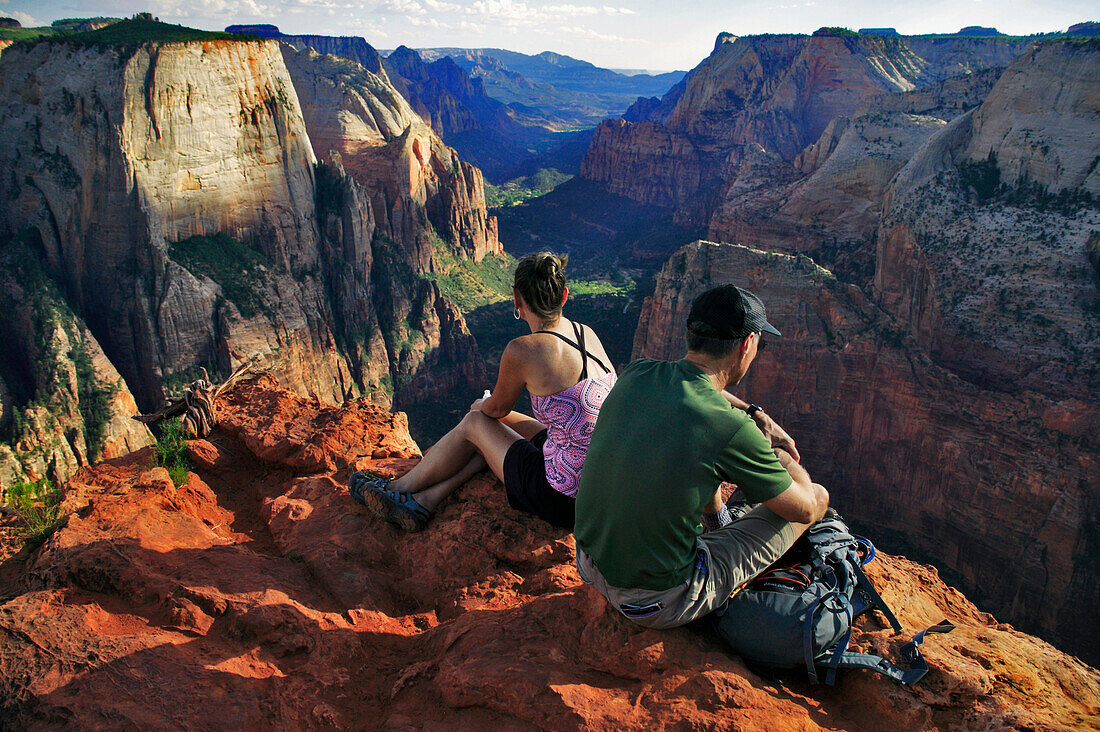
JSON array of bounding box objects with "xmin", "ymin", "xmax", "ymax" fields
[{"xmin": 502, "ymin": 430, "xmax": 575, "ymax": 529}]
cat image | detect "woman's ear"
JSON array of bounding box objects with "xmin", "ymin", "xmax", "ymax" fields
[{"xmin": 561, "ymin": 285, "xmax": 569, "ymax": 307}]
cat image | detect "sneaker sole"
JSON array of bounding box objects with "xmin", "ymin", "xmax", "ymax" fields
[{"xmin": 361, "ymin": 487, "xmax": 426, "ymax": 533}]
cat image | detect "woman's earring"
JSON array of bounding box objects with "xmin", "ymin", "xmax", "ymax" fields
[{"xmin": 513, "ymin": 307, "xmax": 521, "ymax": 320}]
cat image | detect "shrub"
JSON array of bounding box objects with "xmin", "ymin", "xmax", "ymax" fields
[
  {"xmin": 6, "ymin": 477, "xmax": 63, "ymax": 548},
  {"xmin": 153, "ymin": 419, "xmax": 191, "ymax": 487}
]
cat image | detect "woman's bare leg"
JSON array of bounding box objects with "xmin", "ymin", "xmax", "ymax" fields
[
  {"xmin": 398, "ymin": 410, "xmax": 527, "ymax": 511},
  {"xmin": 410, "ymin": 455, "xmax": 486, "ymax": 512},
  {"xmin": 389, "ymin": 411, "xmax": 527, "ymax": 492}
]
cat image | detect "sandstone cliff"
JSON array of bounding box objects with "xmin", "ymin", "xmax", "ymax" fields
[
  {"xmin": 0, "ymin": 38, "xmax": 348, "ymax": 410},
  {"xmin": 0, "ymin": 30, "xmax": 494, "ymax": 445},
  {"xmin": 383, "ymin": 46, "xmax": 538, "ymax": 179},
  {"xmin": 874, "ymin": 41, "xmax": 1100, "ymax": 399},
  {"xmin": 283, "ymin": 37, "xmax": 542, "ymax": 179},
  {"xmin": 580, "ymin": 32, "xmax": 1033, "ymax": 231},
  {"xmin": 0, "ymin": 242, "xmax": 154, "ymax": 496},
  {"xmin": 633, "ymin": 240, "xmax": 1100, "ymax": 667},
  {"xmin": 1, "ymin": 377, "xmax": 1096, "ymax": 728},
  {"xmin": 282, "ymin": 45, "xmax": 501, "ymax": 266}
]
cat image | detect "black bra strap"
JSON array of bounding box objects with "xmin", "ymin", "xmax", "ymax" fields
[
  {"xmin": 573, "ymin": 320, "xmax": 588, "ymax": 380},
  {"xmin": 534, "ymin": 322, "xmax": 611, "ymax": 377}
]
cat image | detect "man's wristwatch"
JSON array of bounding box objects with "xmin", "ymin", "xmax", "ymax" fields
[{"xmin": 746, "ymin": 403, "xmax": 763, "ymax": 418}]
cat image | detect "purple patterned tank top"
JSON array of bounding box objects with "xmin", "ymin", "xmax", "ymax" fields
[{"xmin": 530, "ymin": 370, "xmax": 617, "ymax": 498}]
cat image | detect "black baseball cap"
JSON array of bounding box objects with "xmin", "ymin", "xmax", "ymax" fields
[{"xmin": 686, "ymin": 284, "xmax": 781, "ymax": 340}]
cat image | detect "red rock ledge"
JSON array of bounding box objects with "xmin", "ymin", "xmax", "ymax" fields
[{"xmin": 1, "ymin": 376, "xmax": 1096, "ymax": 729}]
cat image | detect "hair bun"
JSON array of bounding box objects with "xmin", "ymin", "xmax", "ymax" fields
[{"xmin": 514, "ymin": 252, "xmax": 569, "ymax": 320}]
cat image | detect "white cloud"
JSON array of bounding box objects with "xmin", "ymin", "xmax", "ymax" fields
[
  {"xmin": 149, "ymin": 0, "xmax": 273, "ymax": 20},
  {"xmin": 344, "ymin": 17, "xmax": 390, "ymax": 37},
  {"xmin": 423, "ymin": 0, "xmax": 462, "ymax": 11},
  {"xmin": 558, "ymin": 23, "xmax": 638, "ymax": 43},
  {"xmin": 6, "ymin": 10, "xmax": 43, "ymax": 26},
  {"xmin": 545, "ymin": 4, "xmax": 601, "ymax": 16},
  {"xmin": 378, "ymin": 0, "xmax": 426, "ymax": 15},
  {"xmin": 409, "ymin": 15, "xmax": 445, "ymax": 27}
]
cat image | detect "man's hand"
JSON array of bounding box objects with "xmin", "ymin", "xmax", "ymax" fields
[{"xmin": 753, "ymin": 410, "xmax": 800, "ymax": 463}]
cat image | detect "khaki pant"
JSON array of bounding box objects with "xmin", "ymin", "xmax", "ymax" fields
[{"xmin": 576, "ymin": 505, "xmax": 797, "ymax": 629}]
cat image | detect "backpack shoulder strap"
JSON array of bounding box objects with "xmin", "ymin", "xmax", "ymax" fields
[
  {"xmin": 826, "ymin": 620, "xmax": 955, "ymax": 686},
  {"xmin": 851, "ymin": 561, "xmax": 903, "ymax": 634}
]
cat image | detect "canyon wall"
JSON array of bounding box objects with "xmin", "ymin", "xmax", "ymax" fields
[
  {"xmin": 0, "ymin": 32, "xmax": 497, "ymax": 479},
  {"xmin": 284, "ymin": 36, "xmax": 541, "ymax": 179},
  {"xmin": 874, "ymin": 41, "xmax": 1100, "ymax": 399},
  {"xmin": 580, "ymin": 32, "xmax": 1033, "ymax": 232},
  {"xmin": 0, "ymin": 244, "xmax": 154, "ymax": 493},
  {"xmin": 634, "ymin": 240, "xmax": 1099, "ymax": 665},
  {"xmin": 598, "ymin": 36, "xmax": 1099, "ymax": 663}
]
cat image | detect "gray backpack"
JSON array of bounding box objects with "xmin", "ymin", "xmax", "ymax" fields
[{"xmin": 708, "ymin": 511, "xmax": 954, "ymax": 685}]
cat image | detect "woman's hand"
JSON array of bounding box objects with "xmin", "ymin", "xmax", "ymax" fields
[{"xmin": 469, "ymin": 397, "xmax": 485, "ymax": 412}]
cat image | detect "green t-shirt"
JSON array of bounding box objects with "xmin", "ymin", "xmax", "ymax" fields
[{"xmin": 575, "ymin": 358, "xmax": 792, "ymax": 591}]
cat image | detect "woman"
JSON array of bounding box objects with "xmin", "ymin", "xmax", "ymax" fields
[{"xmin": 349, "ymin": 252, "xmax": 617, "ymax": 532}]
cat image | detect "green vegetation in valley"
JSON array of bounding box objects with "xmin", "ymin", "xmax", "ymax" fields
[
  {"xmin": 169, "ymin": 233, "xmax": 275, "ymax": 319},
  {"xmin": 495, "ymin": 177, "xmax": 703, "ymax": 272},
  {"xmin": 485, "ymin": 168, "xmax": 572, "ymax": 208},
  {"xmin": 568, "ymin": 278, "xmax": 636, "ymax": 296},
  {"xmin": 424, "ymin": 239, "xmax": 516, "ymax": 314},
  {"xmin": 5, "ymin": 477, "xmax": 63, "ymax": 549},
  {"xmin": 153, "ymin": 419, "xmax": 191, "ymax": 487}
]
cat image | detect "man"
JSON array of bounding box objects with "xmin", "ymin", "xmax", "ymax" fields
[{"xmin": 574, "ymin": 284, "xmax": 829, "ymax": 629}]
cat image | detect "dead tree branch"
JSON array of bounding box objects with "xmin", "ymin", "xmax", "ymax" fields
[{"xmin": 132, "ymin": 355, "xmax": 269, "ymax": 437}]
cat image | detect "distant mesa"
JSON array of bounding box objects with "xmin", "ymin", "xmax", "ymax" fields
[
  {"xmin": 956, "ymin": 26, "xmax": 1003, "ymax": 36},
  {"xmin": 812, "ymin": 27, "xmax": 860, "ymax": 37},
  {"xmin": 50, "ymin": 17, "xmax": 121, "ymax": 33},
  {"xmin": 0, "ymin": 17, "xmax": 20, "ymax": 29},
  {"xmin": 1067, "ymin": 21, "xmax": 1100, "ymax": 36},
  {"xmin": 859, "ymin": 28, "xmax": 899, "ymax": 36},
  {"xmin": 225, "ymin": 24, "xmax": 283, "ymax": 37}
]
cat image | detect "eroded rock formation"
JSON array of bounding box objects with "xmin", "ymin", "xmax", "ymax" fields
[
  {"xmin": 633, "ymin": 240, "xmax": 1100, "ymax": 666},
  {"xmin": 0, "ymin": 32, "xmax": 494, "ymax": 445},
  {"xmin": 1, "ymin": 377, "xmax": 1096, "ymax": 728},
  {"xmin": 874, "ymin": 41, "xmax": 1100, "ymax": 399},
  {"xmin": 283, "ymin": 37, "xmax": 541, "ymax": 179},
  {"xmin": 0, "ymin": 247, "xmax": 154, "ymax": 494},
  {"xmin": 282, "ymin": 45, "xmax": 501, "ymax": 266},
  {"xmin": 581, "ymin": 32, "xmax": 1034, "ymax": 233}
]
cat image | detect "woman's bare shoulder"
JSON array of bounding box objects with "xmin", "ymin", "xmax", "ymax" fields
[{"xmin": 503, "ymin": 333, "xmax": 547, "ymax": 361}]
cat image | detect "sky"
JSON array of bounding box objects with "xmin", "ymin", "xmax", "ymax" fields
[{"xmin": 2, "ymin": 0, "xmax": 1095, "ymax": 71}]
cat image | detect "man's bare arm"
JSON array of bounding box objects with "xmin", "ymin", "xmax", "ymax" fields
[
  {"xmin": 721, "ymin": 391, "xmax": 801, "ymax": 462},
  {"xmin": 763, "ymin": 448, "xmax": 828, "ymax": 525}
]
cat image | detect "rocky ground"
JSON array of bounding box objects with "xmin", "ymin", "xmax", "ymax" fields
[{"xmin": 1, "ymin": 376, "xmax": 1097, "ymax": 729}]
